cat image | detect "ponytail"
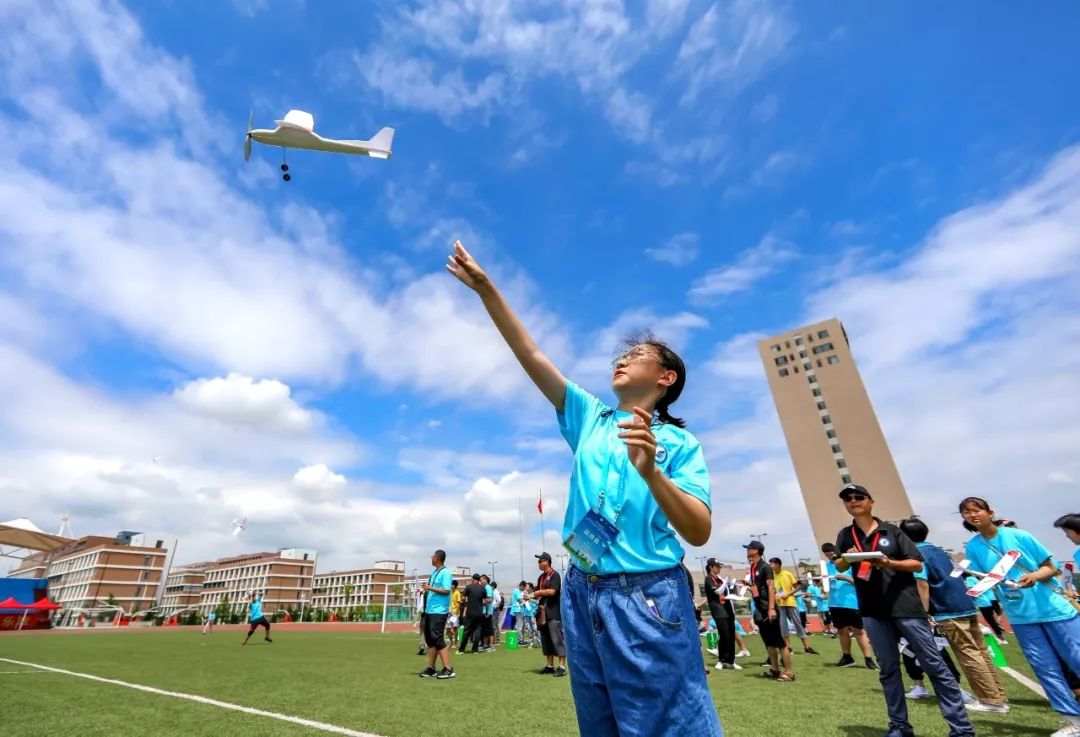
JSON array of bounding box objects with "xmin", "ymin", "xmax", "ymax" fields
[{"xmin": 656, "ymin": 398, "xmax": 686, "ymax": 428}]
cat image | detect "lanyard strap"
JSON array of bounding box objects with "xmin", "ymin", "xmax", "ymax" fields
[
  {"xmin": 597, "ymin": 424, "xmax": 631, "ymax": 524},
  {"xmin": 851, "ymin": 524, "xmax": 880, "ymax": 553}
]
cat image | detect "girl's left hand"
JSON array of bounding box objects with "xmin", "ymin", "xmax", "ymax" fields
[
  {"xmin": 618, "ymin": 406, "xmax": 657, "ymax": 479},
  {"xmin": 1016, "ymin": 573, "xmax": 1038, "ymax": 589}
]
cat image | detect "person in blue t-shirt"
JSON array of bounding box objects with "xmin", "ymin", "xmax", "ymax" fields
[
  {"xmin": 820, "ymin": 542, "xmax": 877, "ymax": 669},
  {"xmin": 447, "ymin": 241, "xmax": 721, "ymax": 737},
  {"xmin": 961, "ymin": 497, "xmax": 1080, "ymax": 734},
  {"xmin": 418, "ymin": 549, "xmax": 455, "ymax": 679},
  {"xmin": 804, "ymin": 579, "xmax": 836, "ymax": 637},
  {"xmin": 479, "ymin": 575, "xmax": 496, "ymax": 652},
  {"xmin": 241, "ymin": 591, "xmax": 271, "ymax": 645},
  {"xmin": 1053, "ymin": 514, "xmax": 1080, "ymax": 596}
]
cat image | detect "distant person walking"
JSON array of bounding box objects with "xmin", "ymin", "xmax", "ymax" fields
[
  {"xmin": 705, "ymin": 558, "xmax": 738, "ymax": 670},
  {"xmin": 201, "ymin": 610, "xmax": 216, "ymax": 635}
]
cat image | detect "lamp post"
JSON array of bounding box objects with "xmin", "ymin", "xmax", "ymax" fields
[
  {"xmin": 749, "ymin": 533, "xmax": 768, "ymax": 543},
  {"xmin": 556, "ymin": 554, "xmax": 568, "ymax": 574},
  {"xmin": 694, "ymin": 556, "xmax": 708, "ymax": 577},
  {"xmin": 784, "ymin": 548, "xmax": 800, "ymax": 569},
  {"xmin": 488, "ymin": 561, "xmax": 498, "ymax": 582}
]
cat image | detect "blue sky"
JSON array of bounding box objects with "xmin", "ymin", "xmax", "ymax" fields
[{"xmin": 1, "ymin": 0, "xmax": 1078, "ymax": 575}]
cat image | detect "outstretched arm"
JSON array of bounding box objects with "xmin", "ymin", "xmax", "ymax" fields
[{"xmin": 446, "ymin": 241, "xmax": 567, "ymax": 411}]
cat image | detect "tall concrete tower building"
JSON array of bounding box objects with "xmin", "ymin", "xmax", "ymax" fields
[{"xmin": 757, "ymin": 318, "xmax": 913, "ymax": 546}]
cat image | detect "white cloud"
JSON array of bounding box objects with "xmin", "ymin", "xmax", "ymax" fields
[
  {"xmin": 688, "ymin": 233, "xmax": 796, "ymax": 303},
  {"xmin": 292, "ymin": 464, "xmax": 346, "ymax": 495},
  {"xmin": 174, "ymin": 374, "xmax": 315, "ymax": 432},
  {"xmin": 645, "ymin": 232, "xmax": 699, "ymax": 266}
]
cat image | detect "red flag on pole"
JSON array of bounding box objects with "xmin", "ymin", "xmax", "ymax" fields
[{"xmin": 537, "ymin": 490, "xmax": 543, "ymax": 515}]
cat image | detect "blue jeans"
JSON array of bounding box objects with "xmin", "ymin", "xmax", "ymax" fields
[
  {"xmin": 563, "ymin": 565, "xmax": 723, "ymax": 737},
  {"xmin": 1013, "ymin": 615, "xmax": 1080, "ymax": 716},
  {"xmin": 863, "ymin": 616, "xmax": 974, "ymax": 737}
]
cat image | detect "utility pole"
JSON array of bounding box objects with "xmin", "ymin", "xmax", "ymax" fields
[
  {"xmin": 784, "ymin": 548, "xmax": 800, "ymax": 569},
  {"xmin": 488, "ymin": 561, "xmax": 498, "ymax": 582},
  {"xmin": 750, "ymin": 533, "xmax": 768, "ymax": 543}
]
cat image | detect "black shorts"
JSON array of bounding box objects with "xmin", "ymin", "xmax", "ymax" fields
[
  {"xmin": 423, "ymin": 613, "xmax": 448, "ymax": 650},
  {"xmin": 481, "ymin": 615, "xmax": 495, "ymax": 637},
  {"xmin": 830, "ymin": 607, "xmax": 864, "ymax": 630},
  {"xmin": 247, "ymin": 616, "xmax": 270, "ymax": 632},
  {"xmin": 540, "ymin": 618, "xmax": 566, "ymax": 657},
  {"xmin": 754, "ymin": 612, "xmax": 784, "ymax": 649},
  {"xmin": 821, "ymin": 611, "xmax": 833, "ymax": 626}
]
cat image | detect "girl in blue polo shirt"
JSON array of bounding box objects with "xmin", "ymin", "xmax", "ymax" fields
[
  {"xmin": 448, "ymin": 242, "xmax": 722, "ymax": 737},
  {"xmin": 961, "ymin": 497, "xmax": 1080, "ymax": 736}
]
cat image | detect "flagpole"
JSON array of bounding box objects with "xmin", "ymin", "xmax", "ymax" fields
[
  {"xmin": 539, "ymin": 487, "xmax": 546, "ymax": 550},
  {"xmin": 518, "ymin": 496, "xmax": 525, "ymax": 582}
]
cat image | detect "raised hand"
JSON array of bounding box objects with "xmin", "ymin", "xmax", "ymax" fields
[
  {"xmin": 445, "ymin": 240, "xmax": 490, "ymax": 292},
  {"xmin": 618, "ymin": 406, "xmax": 657, "ymax": 480}
]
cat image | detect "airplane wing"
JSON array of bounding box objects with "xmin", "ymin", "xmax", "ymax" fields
[
  {"xmin": 280, "ymin": 110, "xmax": 315, "ymax": 131},
  {"xmin": 966, "ymin": 549, "xmax": 1021, "ymax": 597}
]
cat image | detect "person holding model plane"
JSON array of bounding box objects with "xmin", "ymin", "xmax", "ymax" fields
[
  {"xmin": 962, "ymin": 498, "xmax": 1080, "ymax": 737},
  {"xmin": 833, "ymin": 484, "xmax": 974, "ymax": 737}
]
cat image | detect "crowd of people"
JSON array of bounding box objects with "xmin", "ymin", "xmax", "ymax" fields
[{"xmin": 441, "ymin": 239, "xmax": 1080, "ymax": 736}]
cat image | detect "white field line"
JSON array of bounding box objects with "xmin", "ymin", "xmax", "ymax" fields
[
  {"xmin": 0, "ymin": 670, "xmax": 46, "ymax": 674},
  {"xmin": 0, "ymin": 657, "xmax": 385, "ymax": 737},
  {"xmin": 999, "ymin": 666, "xmax": 1048, "ymax": 699}
]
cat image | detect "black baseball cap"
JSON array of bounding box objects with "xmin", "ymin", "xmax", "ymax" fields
[
  {"xmin": 742, "ymin": 540, "xmax": 765, "ymax": 553},
  {"xmin": 535, "ymin": 552, "xmax": 552, "ymax": 563},
  {"xmin": 838, "ymin": 483, "xmax": 873, "ymax": 500},
  {"xmin": 705, "ymin": 557, "xmax": 720, "ymax": 568}
]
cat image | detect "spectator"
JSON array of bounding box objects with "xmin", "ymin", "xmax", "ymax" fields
[{"xmin": 418, "ymin": 549, "xmax": 455, "ymax": 680}]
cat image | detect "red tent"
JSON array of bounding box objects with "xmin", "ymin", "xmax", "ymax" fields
[
  {"xmin": 29, "ymin": 598, "xmax": 60, "ymax": 611},
  {"xmin": 0, "ymin": 597, "xmax": 27, "ymax": 610}
]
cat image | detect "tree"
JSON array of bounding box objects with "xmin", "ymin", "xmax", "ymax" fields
[
  {"xmin": 215, "ymin": 593, "xmax": 232, "ymax": 622},
  {"xmin": 342, "ymin": 582, "xmax": 355, "ymax": 619}
]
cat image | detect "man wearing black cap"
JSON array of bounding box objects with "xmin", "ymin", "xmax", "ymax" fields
[
  {"xmin": 457, "ymin": 573, "xmax": 489, "ymax": 655},
  {"xmin": 744, "ymin": 540, "xmax": 793, "ymax": 681},
  {"xmin": 529, "ymin": 552, "xmax": 566, "ymax": 676},
  {"xmin": 833, "ymin": 484, "xmax": 974, "ymax": 737},
  {"xmin": 704, "ymin": 558, "xmax": 738, "ymax": 670}
]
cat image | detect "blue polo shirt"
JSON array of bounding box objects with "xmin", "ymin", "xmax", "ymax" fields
[
  {"xmin": 484, "ymin": 584, "xmax": 494, "ymax": 615},
  {"xmin": 825, "ymin": 560, "xmax": 858, "ymax": 610},
  {"xmin": 965, "ymin": 527, "xmax": 1077, "ymax": 625},
  {"xmin": 424, "ymin": 567, "xmax": 453, "ymax": 615},
  {"xmin": 248, "ymin": 597, "xmax": 263, "ymax": 622},
  {"xmin": 795, "ymin": 592, "xmax": 807, "ymax": 613},
  {"xmin": 806, "ymin": 583, "xmax": 829, "ymax": 611},
  {"xmin": 510, "ymin": 588, "xmax": 523, "ymax": 615},
  {"xmin": 557, "ymin": 382, "xmax": 711, "ymax": 574}
]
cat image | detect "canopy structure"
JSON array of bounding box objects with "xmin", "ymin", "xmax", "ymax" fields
[
  {"xmin": 0, "ymin": 596, "xmax": 26, "ymax": 610},
  {"xmin": 30, "ymin": 598, "xmax": 60, "ymax": 611},
  {"xmin": 0, "ymin": 518, "xmax": 72, "ymax": 565}
]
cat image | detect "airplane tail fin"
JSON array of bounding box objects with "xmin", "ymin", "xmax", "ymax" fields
[{"xmin": 364, "ymin": 126, "xmax": 394, "ymax": 158}]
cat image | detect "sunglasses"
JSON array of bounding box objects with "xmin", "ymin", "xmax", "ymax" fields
[{"xmin": 842, "ymin": 493, "xmax": 869, "ymax": 502}]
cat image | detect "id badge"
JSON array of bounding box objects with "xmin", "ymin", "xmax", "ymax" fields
[
  {"xmin": 564, "ymin": 509, "xmax": 619, "ymax": 569},
  {"xmin": 1002, "ymin": 588, "xmax": 1023, "ymax": 603},
  {"xmin": 857, "ymin": 561, "xmax": 873, "ymax": 581}
]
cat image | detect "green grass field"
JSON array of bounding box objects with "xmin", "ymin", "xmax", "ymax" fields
[{"xmin": 0, "ymin": 628, "xmax": 1064, "ymax": 736}]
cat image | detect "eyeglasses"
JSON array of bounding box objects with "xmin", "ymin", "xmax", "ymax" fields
[
  {"xmin": 612, "ymin": 347, "xmax": 662, "ymax": 369},
  {"xmin": 842, "ymin": 494, "xmax": 869, "ymax": 502}
]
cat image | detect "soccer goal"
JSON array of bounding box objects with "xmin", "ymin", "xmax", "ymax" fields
[{"xmin": 55, "ymin": 605, "xmax": 124, "ymax": 629}]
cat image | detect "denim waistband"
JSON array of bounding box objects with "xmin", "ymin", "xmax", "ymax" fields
[{"xmin": 567, "ymin": 564, "xmax": 682, "ymax": 591}]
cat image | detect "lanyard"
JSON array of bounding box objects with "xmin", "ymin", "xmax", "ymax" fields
[
  {"xmin": 851, "ymin": 525, "xmax": 881, "ymax": 553},
  {"xmin": 596, "ymin": 415, "xmax": 643, "ymax": 524},
  {"xmin": 428, "ymin": 567, "xmax": 443, "ymax": 587}
]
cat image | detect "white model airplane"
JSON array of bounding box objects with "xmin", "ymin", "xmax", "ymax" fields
[
  {"xmin": 244, "ymin": 110, "xmax": 394, "ymax": 181},
  {"xmin": 962, "ymin": 550, "xmax": 1022, "ymax": 597},
  {"xmin": 231, "ymin": 518, "xmax": 247, "ymax": 537}
]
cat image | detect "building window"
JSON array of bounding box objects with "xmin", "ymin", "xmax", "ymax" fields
[
  {"xmin": 812, "ymin": 388, "xmax": 822, "ymax": 396},
  {"xmin": 818, "ymin": 329, "xmax": 830, "ymax": 339},
  {"xmin": 785, "ymin": 341, "xmax": 791, "ymax": 349},
  {"xmin": 808, "ymin": 376, "xmax": 816, "ymax": 385},
  {"xmin": 775, "ymin": 356, "xmax": 788, "ymax": 366},
  {"xmin": 798, "ymin": 350, "xmax": 807, "ymax": 358},
  {"xmin": 827, "ymin": 355, "xmax": 840, "ymax": 365},
  {"xmin": 837, "ymin": 459, "xmax": 847, "ymax": 469},
  {"xmin": 841, "ymin": 474, "xmax": 852, "ymax": 484},
  {"xmin": 808, "ymin": 334, "xmax": 814, "ymax": 342},
  {"xmin": 812, "ymin": 343, "xmax": 834, "ymax": 355},
  {"xmin": 793, "ymin": 366, "xmax": 799, "ymax": 373},
  {"xmin": 826, "ymin": 429, "xmax": 837, "ymax": 438},
  {"xmin": 803, "ymin": 363, "xmax": 811, "ymax": 371},
  {"xmin": 770, "ymin": 344, "xmax": 780, "ymax": 353},
  {"xmin": 821, "ymin": 415, "xmax": 831, "ymax": 425},
  {"xmin": 817, "ymin": 359, "xmax": 822, "ymax": 367},
  {"xmin": 816, "ymin": 401, "xmax": 827, "ymax": 410},
  {"xmin": 831, "ymin": 444, "xmax": 841, "ymax": 453},
  {"xmin": 778, "ymin": 368, "xmax": 789, "ymax": 377},
  {"xmin": 794, "ymin": 337, "xmax": 803, "ymax": 346}
]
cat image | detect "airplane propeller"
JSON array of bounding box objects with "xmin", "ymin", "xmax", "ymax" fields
[{"xmin": 244, "ymin": 109, "xmax": 253, "ymax": 162}]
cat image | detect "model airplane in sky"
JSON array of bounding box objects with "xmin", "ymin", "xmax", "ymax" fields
[
  {"xmin": 231, "ymin": 518, "xmax": 247, "ymax": 537},
  {"xmin": 244, "ymin": 110, "xmax": 394, "ymax": 181},
  {"xmin": 952, "ymin": 550, "xmax": 1022, "ymax": 596}
]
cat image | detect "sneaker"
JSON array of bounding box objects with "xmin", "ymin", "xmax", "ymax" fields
[
  {"xmin": 728, "ymin": 662, "xmax": 743, "ymax": 670},
  {"xmin": 966, "ymin": 702, "xmax": 1009, "ymax": 713},
  {"xmin": 905, "ymin": 684, "xmax": 931, "ymax": 700},
  {"xmin": 540, "ymin": 665, "xmax": 555, "ymax": 675},
  {"xmin": 436, "ymin": 668, "xmax": 456, "ymax": 680},
  {"xmin": 419, "ymin": 666, "xmax": 437, "ymax": 678},
  {"xmin": 417, "ymin": 646, "xmax": 427, "ymax": 655},
  {"xmin": 761, "ymin": 659, "xmax": 772, "ymax": 667},
  {"xmin": 995, "ymin": 635, "xmax": 1009, "ymax": 646},
  {"xmin": 836, "ymin": 654, "xmax": 857, "ymax": 668},
  {"xmin": 1051, "ymin": 722, "xmax": 1080, "ymax": 737},
  {"xmin": 705, "ymin": 648, "xmax": 719, "ymax": 657},
  {"xmin": 804, "ymin": 647, "xmax": 820, "ymax": 655},
  {"xmin": 554, "ymin": 666, "xmax": 567, "ymax": 677},
  {"xmin": 264, "ymin": 637, "xmax": 272, "ymax": 643},
  {"xmin": 865, "ymin": 658, "xmax": 878, "ymax": 670},
  {"xmin": 736, "ymin": 649, "xmax": 751, "ymax": 658},
  {"xmin": 714, "ymin": 661, "xmax": 726, "ymax": 670},
  {"xmin": 961, "ymin": 689, "xmax": 977, "ymax": 705}
]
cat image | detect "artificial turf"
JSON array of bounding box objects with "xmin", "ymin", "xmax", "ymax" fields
[{"xmin": 0, "ymin": 628, "xmax": 1064, "ymax": 736}]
